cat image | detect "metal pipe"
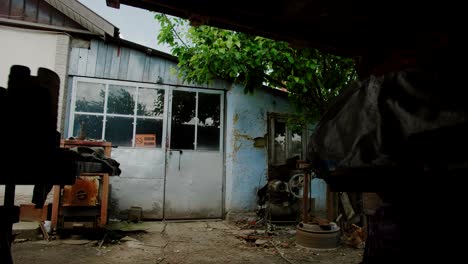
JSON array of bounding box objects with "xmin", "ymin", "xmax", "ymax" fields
[{"xmin": 302, "ymin": 172, "xmax": 309, "ymax": 223}]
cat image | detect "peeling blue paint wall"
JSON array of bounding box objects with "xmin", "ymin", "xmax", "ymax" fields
[{"xmin": 225, "ymin": 84, "xmax": 296, "ymax": 213}]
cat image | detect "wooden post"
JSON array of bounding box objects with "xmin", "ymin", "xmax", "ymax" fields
[
  {"xmin": 51, "ymin": 185, "xmax": 61, "ymax": 230},
  {"xmin": 0, "ymin": 185, "xmax": 16, "ymax": 264},
  {"xmin": 100, "ymin": 173, "xmax": 109, "ymax": 227}
]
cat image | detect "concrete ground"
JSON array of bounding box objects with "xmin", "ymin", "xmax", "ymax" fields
[{"xmin": 12, "ymin": 221, "xmax": 363, "ymax": 264}]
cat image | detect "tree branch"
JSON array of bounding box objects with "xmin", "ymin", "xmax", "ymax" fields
[{"xmin": 162, "ymin": 14, "xmax": 189, "ymax": 49}]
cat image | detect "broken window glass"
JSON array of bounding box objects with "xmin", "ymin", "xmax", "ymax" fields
[
  {"xmin": 290, "ymin": 132, "xmax": 303, "ymax": 159},
  {"xmin": 105, "ymin": 116, "xmax": 133, "ymax": 146},
  {"xmin": 73, "ymin": 114, "xmax": 103, "ymax": 140},
  {"xmin": 137, "ymin": 88, "xmax": 165, "ymax": 118},
  {"xmin": 136, "ymin": 118, "xmax": 163, "ymax": 148},
  {"xmin": 75, "ymin": 82, "xmax": 105, "ymax": 113},
  {"xmin": 273, "ymin": 120, "xmax": 287, "ymax": 164},
  {"xmin": 170, "ymin": 90, "xmax": 196, "ymax": 149},
  {"xmin": 107, "ymin": 85, "xmax": 136, "ymax": 115},
  {"xmin": 197, "ymin": 93, "xmax": 221, "ymax": 150}
]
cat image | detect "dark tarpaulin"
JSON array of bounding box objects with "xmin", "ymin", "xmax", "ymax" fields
[
  {"xmin": 308, "ymin": 66, "xmax": 468, "ymax": 191},
  {"xmin": 307, "ymin": 61, "xmax": 468, "ymax": 262}
]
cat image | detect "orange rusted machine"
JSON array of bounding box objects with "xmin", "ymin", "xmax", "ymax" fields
[{"xmin": 51, "ymin": 140, "xmax": 113, "ymax": 231}]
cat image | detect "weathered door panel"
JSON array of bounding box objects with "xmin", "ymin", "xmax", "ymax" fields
[
  {"xmin": 164, "ymin": 88, "xmax": 224, "ymax": 219},
  {"xmin": 111, "ymin": 148, "xmax": 165, "ymax": 219},
  {"xmin": 164, "ymin": 151, "xmax": 223, "ymax": 219}
]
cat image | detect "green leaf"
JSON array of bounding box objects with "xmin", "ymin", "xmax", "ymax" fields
[
  {"xmin": 226, "ymin": 38, "xmax": 233, "ymax": 49},
  {"xmin": 154, "ymin": 14, "xmax": 357, "ymax": 124}
]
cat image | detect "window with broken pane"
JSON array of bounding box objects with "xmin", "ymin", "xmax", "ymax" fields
[
  {"xmin": 273, "ymin": 120, "xmax": 287, "ymax": 165},
  {"xmin": 170, "ymin": 90, "xmax": 196, "ymax": 150},
  {"xmin": 269, "ymin": 115, "xmax": 306, "ymax": 166},
  {"xmin": 197, "ymin": 93, "xmax": 221, "ymax": 150},
  {"xmin": 137, "ymin": 88, "xmax": 165, "ymax": 118},
  {"xmin": 289, "ymin": 131, "xmax": 303, "ymax": 159}
]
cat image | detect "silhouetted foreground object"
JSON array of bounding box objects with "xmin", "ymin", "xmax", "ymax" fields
[
  {"xmin": 0, "ymin": 66, "xmax": 81, "ymax": 264},
  {"xmin": 308, "ymin": 65, "xmax": 468, "ymax": 262}
]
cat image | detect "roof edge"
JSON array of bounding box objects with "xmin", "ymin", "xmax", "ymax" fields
[{"xmin": 45, "ymin": 0, "xmax": 119, "ymax": 38}]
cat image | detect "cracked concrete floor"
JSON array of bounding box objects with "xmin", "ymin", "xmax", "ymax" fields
[{"xmin": 12, "ymin": 221, "xmax": 363, "ymax": 264}]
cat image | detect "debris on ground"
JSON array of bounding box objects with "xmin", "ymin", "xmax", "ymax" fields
[
  {"xmin": 13, "ymin": 238, "xmax": 29, "ymax": 243},
  {"xmin": 61, "ymin": 239, "xmax": 92, "ymax": 245},
  {"xmin": 13, "ymin": 221, "xmax": 364, "ymax": 264},
  {"xmin": 341, "ymin": 224, "xmax": 366, "ymax": 249},
  {"xmin": 120, "ymin": 236, "xmax": 139, "ymax": 242}
]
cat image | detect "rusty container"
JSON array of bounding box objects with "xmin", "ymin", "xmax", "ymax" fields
[{"xmin": 296, "ymin": 223, "xmax": 341, "ymax": 249}]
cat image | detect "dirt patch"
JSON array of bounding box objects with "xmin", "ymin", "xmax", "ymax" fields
[{"xmin": 12, "ymin": 221, "xmax": 363, "ymax": 264}]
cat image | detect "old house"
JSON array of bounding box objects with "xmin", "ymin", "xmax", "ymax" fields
[{"xmin": 0, "ymin": 0, "xmax": 327, "ymax": 221}]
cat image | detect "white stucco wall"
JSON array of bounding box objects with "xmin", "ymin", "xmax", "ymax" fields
[
  {"xmin": 224, "ymin": 84, "xmax": 296, "ymax": 213},
  {"xmin": 0, "ymin": 26, "xmax": 70, "ymax": 130},
  {"xmin": 0, "ymin": 26, "xmax": 57, "ymax": 87},
  {"xmin": 0, "ymin": 26, "xmax": 70, "ymax": 206}
]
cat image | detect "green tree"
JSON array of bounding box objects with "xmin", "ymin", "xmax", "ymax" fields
[{"xmin": 155, "ymin": 14, "xmax": 357, "ymax": 126}]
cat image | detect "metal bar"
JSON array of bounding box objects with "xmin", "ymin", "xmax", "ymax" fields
[
  {"xmin": 102, "ymin": 83, "xmax": 109, "ymax": 140},
  {"xmin": 302, "ymin": 173, "xmax": 309, "ymax": 223},
  {"xmin": 74, "ymin": 112, "xmax": 105, "ymax": 116},
  {"xmin": 327, "ymin": 185, "xmax": 334, "ymax": 221},
  {"xmin": 162, "ymin": 88, "xmax": 173, "ymax": 219},
  {"xmin": 132, "ymin": 87, "xmax": 139, "ymax": 147},
  {"xmin": 194, "ymin": 92, "xmax": 198, "ymax": 150}
]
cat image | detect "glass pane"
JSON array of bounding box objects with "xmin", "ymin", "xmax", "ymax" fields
[
  {"xmin": 273, "ymin": 120, "xmax": 286, "ymax": 164},
  {"xmin": 73, "ymin": 114, "xmax": 103, "ymax": 140},
  {"xmin": 170, "ymin": 90, "xmax": 196, "ymax": 149},
  {"xmin": 136, "ymin": 118, "xmax": 163, "ymax": 148},
  {"xmin": 289, "ymin": 132, "xmax": 303, "ymax": 159},
  {"xmin": 105, "ymin": 116, "xmax": 133, "ymax": 147},
  {"xmin": 137, "ymin": 88, "xmax": 165, "ymax": 117},
  {"xmin": 107, "ymin": 85, "xmax": 136, "ymax": 115},
  {"xmin": 75, "ymin": 82, "xmax": 105, "ymax": 113},
  {"xmin": 197, "ymin": 93, "xmax": 221, "ymax": 150}
]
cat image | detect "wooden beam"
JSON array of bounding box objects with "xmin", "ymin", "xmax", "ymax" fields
[
  {"xmin": 0, "ymin": 17, "xmax": 98, "ymax": 36},
  {"xmin": 45, "ymin": 0, "xmax": 118, "ymax": 37},
  {"xmin": 50, "ymin": 185, "xmax": 61, "ymax": 230},
  {"xmin": 100, "ymin": 174, "xmax": 109, "ymax": 227}
]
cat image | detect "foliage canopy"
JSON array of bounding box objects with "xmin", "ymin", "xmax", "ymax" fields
[{"xmin": 155, "ymin": 14, "xmax": 357, "ymax": 126}]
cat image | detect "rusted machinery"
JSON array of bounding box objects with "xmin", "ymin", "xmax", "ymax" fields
[{"xmin": 51, "ymin": 140, "xmax": 116, "ymax": 231}]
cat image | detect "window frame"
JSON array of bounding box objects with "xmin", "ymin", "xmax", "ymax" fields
[
  {"xmin": 167, "ymin": 87, "xmax": 224, "ymax": 153},
  {"xmin": 69, "ymin": 77, "xmax": 169, "ymax": 148},
  {"xmin": 268, "ymin": 113, "xmax": 308, "ymax": 165}
]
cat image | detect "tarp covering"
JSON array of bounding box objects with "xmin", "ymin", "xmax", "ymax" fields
[{"xmin": 308, "ymin": 67, "xmax": 468, "ymax": 190}]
